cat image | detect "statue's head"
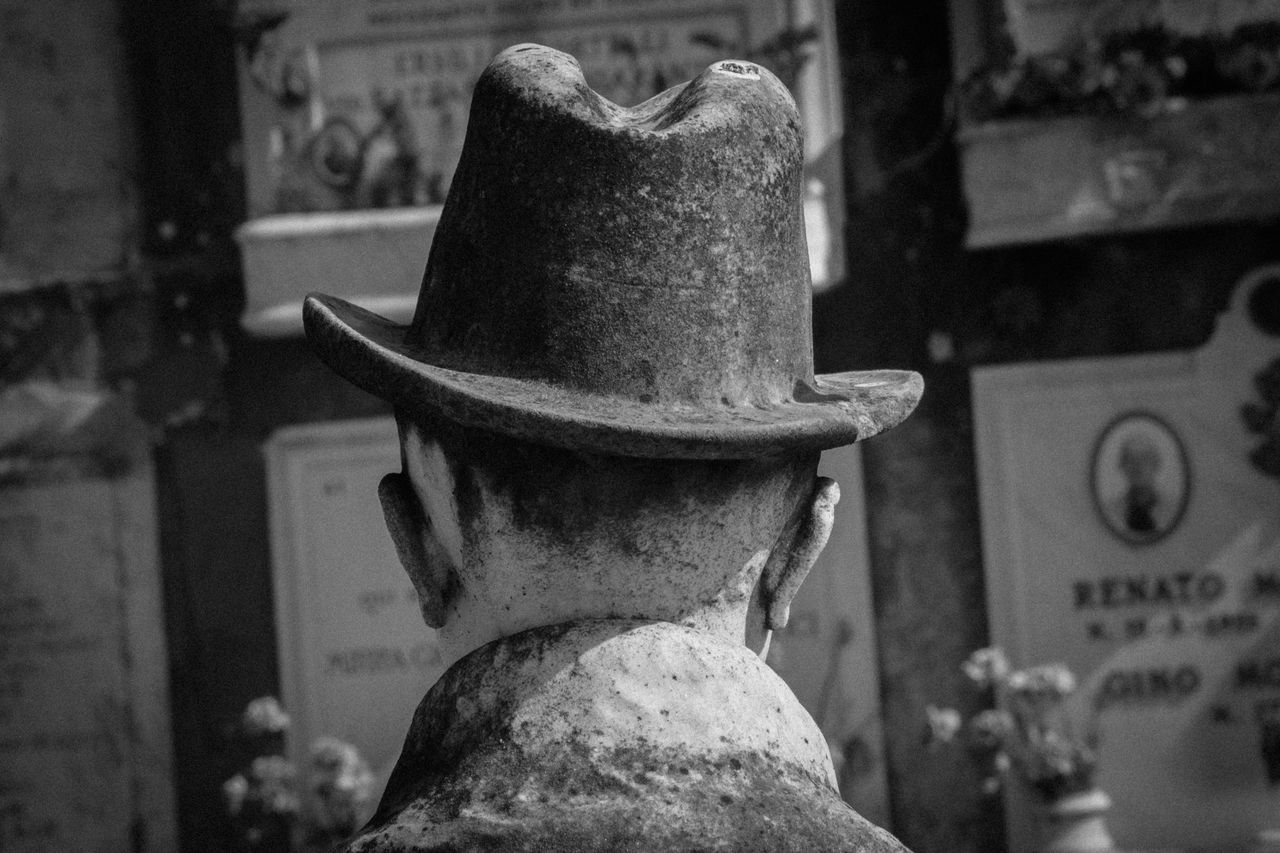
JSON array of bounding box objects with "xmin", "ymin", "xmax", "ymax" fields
[
  {"xmin": 303, "ymin": 44, "xmax": 921, "ymax": 666},
  {"xmin": 377, "ymin": 414, "xmax": 841, "ymax": 666}
]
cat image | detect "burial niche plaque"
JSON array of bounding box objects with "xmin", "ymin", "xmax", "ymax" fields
[
  {"xmin": 0, "ymin": 408, "xmax": 176, "ymax": 852},
  {"xmin": 973, "ymin": 266, "xmax": 1280, "ymax": 851}
]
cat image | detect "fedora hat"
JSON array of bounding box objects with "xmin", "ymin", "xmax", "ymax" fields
[{"xmin": 304, "ymin": 44, "xmax": 922, "ymax": 459}]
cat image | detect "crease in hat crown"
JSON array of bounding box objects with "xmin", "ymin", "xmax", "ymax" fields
[{"xmin": 304, "ymin": 43, "xmax": 923, "ymax": 459}]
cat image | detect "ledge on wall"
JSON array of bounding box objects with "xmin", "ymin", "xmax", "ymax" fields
[
  {"xmin": 959, "ymin": 93, "xmax": 1280, "ymax": 249},
  {"xmin": 237, "ymin": 206, "xmax": 440, "ymax": 338}
]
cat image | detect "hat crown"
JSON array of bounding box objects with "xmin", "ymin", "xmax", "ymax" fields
[{"xmin": 408, "ymin": 44, "xmax": 813, "ymax": 408}]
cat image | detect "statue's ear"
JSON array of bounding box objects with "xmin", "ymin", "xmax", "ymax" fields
[
  {"xmin": 758, "ymin": 477, "xmax": 840, "ymax": 632},
  {"xmin": 378, "ymin": 471, "xmax": 452, "ymax": 628}
]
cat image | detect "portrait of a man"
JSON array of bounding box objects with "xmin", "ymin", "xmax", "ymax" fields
[{"xmin": 1091, "ymin": 412, "xmax": 1190, "ymax": 545}]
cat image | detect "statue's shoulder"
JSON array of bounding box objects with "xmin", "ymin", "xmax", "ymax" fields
[{"xmin": 341, "ymin": 620, "xmax": 912, "ymax": 853}]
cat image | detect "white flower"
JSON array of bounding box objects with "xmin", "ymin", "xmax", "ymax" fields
[
  {"xmin": 223, "ymin": 773, "xmax": 249, "ymax": 816},
  {"xmin": 1011, "ymin": 664, "xmax": 1076, "ymax": 698},
  {"xmin": 970, "ymin": 709, "xmax": 1015, "ymax": 748},
  {"xmin": 309, "ymin": 737, "xmax": 376, "ymax": 832},
  {"xmin": 1038, "ymin": 732, "xmax": 1078, "ymax": 776},
  {"xmin": 311, "ymin": 737, "xmax": 374, "ymax": 794},
  {"xmin": 242, "ymin": 696, "xmax": 291, "ymax": 736},
  {"xmin": 925, "ymin": 705, "xmax": 963, "ymax": 744},
  {"xmin": 247, "ymin": 756, "xmax": 300, "ymax": 816},
  {"xmin": 961, "ymin": 647, "xmax": 1010, "ymax": 687}
]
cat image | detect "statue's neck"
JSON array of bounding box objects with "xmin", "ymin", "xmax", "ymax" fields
[{"xmin": 433, "ymin": 582, "xmax": 761, "ymax": 669}]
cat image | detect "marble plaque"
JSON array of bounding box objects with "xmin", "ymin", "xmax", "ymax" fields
[
  {"xmin": 265, "ymin": 418, "xmax": 445, "ymax": 785},
  {"xmin": 973, "ymin": 266, "xmax": 1280, "ymax": 851},
  {"xmin": 0, "ymin": 469, "xmax": 176, "ymax": 852},
  {"xmin": 265, "ymin": 418, "xmax": 889, "ymax": 820}
]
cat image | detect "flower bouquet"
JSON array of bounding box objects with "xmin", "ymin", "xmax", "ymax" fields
[
  {"xmin": 927, "ymin": 649, "xmax": 1115, "ymax": 852},
  {"xmin": 926, "ymin": 647, "xmax": 1098, "ymax": 802},
  {"xmin": 223, "ymin": 696, "xmax": 377, "ymax": 853}
]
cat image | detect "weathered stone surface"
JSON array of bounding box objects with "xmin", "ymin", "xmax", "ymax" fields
[
  {"xmin": 303, "ymin": 44, "xmax": 922, "ymax": 460},
  {"xmin": 343, "ymin": 621, "xmax": 906, "ymax": 853}
]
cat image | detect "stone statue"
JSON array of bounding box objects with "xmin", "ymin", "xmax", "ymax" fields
[{"xmin": 304, "ymin": 44, "xmax": 921, "ymax": 852}]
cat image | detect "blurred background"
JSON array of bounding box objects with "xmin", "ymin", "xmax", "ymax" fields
[{"xmin": 1, "ymin": 0, "xmax": 1278, "ymax": 851}]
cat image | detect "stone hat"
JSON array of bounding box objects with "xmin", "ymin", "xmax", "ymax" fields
[{"xmin": 304, "ymin": 44, "xmax": 922, "ymax": 459}]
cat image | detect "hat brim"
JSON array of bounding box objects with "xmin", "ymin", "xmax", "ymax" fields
[{"xmin": 304, "ymin": 294, "xmax": 923, "ymax": 460}]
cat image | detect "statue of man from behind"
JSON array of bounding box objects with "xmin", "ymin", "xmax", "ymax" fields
[{"xmin": 304, "ymin": 43, "xmax": 921, "ymax": 852}]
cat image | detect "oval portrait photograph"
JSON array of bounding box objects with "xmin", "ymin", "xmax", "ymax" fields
[{"xmin": 1091, "ymin": 411, "xmax": 1190, "ymax": 546}]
